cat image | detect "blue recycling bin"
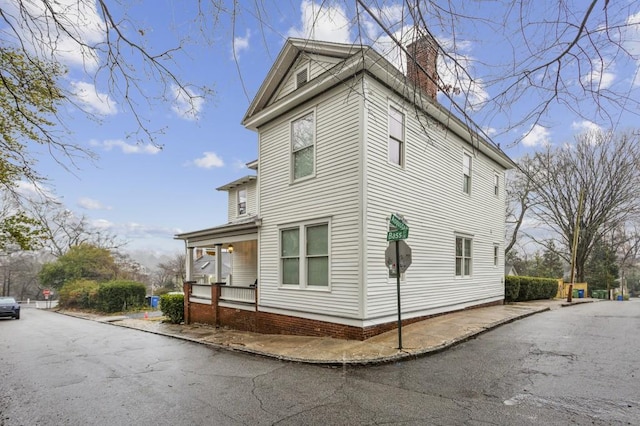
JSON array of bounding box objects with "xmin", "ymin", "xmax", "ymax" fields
[
  {"xmin": 577, "ymin": 289, "xmax": 584, "ymax": 298},
  {"xmin": 150, "ymin": 296, "xmax": 160, "ymax": 308}
]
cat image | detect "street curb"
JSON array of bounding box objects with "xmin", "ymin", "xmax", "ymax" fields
[{"xmin": 86, "ymin": 306, "xmax": 553, "ymax": 367}]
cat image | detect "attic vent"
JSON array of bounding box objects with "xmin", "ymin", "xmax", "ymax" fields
[{"xmin": 296, "ymin": 68, "xmax": 308, "ymax": 88}]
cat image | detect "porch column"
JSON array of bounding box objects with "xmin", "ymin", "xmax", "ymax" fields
[
  {"xmin": 215, "ymin": 243, "xmax": 223, "ymax": 283},
  {"xmin": 186, "ymin": 247, "xmax": 194, "ymax": 281}
]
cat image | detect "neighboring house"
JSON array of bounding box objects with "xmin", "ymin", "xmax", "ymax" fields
[
  {"xmin": 505, "ymin": 264, "xmax": 518, "ymax": 276},
  {"xmin": 192, "ymin": 249, "xmax": 231, "ymax": 284},
  {"xmin": 175, "ymin": 37, "xmax": 515, "ymax": 340}
]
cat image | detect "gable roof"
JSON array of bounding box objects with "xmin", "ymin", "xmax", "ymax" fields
[{"xmin": 242, "ymin": 38, "xmax": 515, "ymax": 170}]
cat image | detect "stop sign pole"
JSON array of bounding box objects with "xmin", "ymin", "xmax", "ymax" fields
[{"xmin": 387, "ymin": 214, "xmax": 410, "ymax": 350}]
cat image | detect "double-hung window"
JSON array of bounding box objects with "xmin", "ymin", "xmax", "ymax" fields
[
  {"xmin": 388, "ymin": 106, "xmax": 404, "ymax": 166},
  {"xmin": 237, "ymin": 188, "xmax": 247, "ymax": 215},
  {"xmin": 280, "ymin": 222, "xmax": 329, "ymax": 287},
  {"xmin": 292, "ymin": 112, "xmax": 315, "ymax": 180},
  {"xmin": 494, "ymin": 173, "xmax": 500, "ymax": 196},
  {"xmin": 494, "ymin": 244, "xmax": 499, "ymax": 267},
  {"xmin": 463, "ymin": 152, "xmax": 472, "ymax": 194},
  {"xmin": 455, "ymin": 236, "xmax": 472, "ymax": 277}
]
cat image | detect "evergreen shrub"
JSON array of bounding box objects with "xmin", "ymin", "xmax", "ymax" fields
[
  {"xmin": 160, "ymin": 293, "xmax": 184, "ymax": 324},
  {"xmin": 96, "ymin": 280, "xmax": 146, "ymax": 313},
  {"xmin": 504, "ymin": 276, "xmax": 520, "ymax": 302},
  {"xmin": 59, "ymin": 279, "xmax": 99, "ymax": 309}
]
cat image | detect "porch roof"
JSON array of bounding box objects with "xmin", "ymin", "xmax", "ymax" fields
[
  {"xmin": 216, "ymin": 175, "xmax": 256, "ymax": 191},
  {"xmin": 174, "ymin": 216, "xmax": 261, "ymax": 247}
]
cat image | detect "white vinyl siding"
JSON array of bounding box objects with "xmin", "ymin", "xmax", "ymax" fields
[
  {"xmin": 362, "ymin": 76, "xmax": 506, "ymax": 320},
  {"xmin": 258, "ymin": 81, "xmax": 362, "ymax": 318},
  {"xmin": 229, "ymin": 240, "xmax": 258, "ymax": 287},
  {"xmin": 272, "ymin": 55, "xmax": 343, "ymax": 103}
]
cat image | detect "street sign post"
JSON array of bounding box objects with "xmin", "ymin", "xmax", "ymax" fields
[{"xmin": 386, "ymin": 213, "xmax": 411, "ymax": 350}]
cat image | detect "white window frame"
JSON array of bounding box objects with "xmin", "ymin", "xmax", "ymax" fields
[
  {"xmin": 463, "ymin": 152, "xmax": 472, "ymax": 194},
  {"xmin": 279, "ymin": 219, "xmax": 331, "ymax": 290},
  {"xmin": 237, "ymin": 188, "xmax": 247, "ymax": 216},
  {"xmin": 455, "ymin": 235, "xmax": 473, "ymax": 277},
  {"xmin": 494, "ymin": 172, "xmax": 500, "ymax": 196},
  {"xmin": 493, "ymin": 244, "xmax": 500, "ymax": 267},
  {"xmin": 388, "ymin": 104, "xmax": 405, "ymax": 167},
  {"xmin": 290, "ymin": 110, "xmax": 316, "ymax": 182}
]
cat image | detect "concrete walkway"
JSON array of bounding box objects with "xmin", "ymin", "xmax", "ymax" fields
[{"xmin": 59, "ymin": 298, "xmax": 595, "ymax": 366}]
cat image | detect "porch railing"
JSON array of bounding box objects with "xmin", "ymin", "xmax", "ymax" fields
[{"xmin": 220, "ymin": 285, "xmax": 255, "ymax": 304}]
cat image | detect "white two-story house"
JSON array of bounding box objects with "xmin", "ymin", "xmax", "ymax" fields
[{"xmin": 175, "ymin": 37, "xmax": 515, "ymax": 340}]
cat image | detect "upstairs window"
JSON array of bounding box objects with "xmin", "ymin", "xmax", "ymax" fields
[
  {"xmin": 291, "ymin": 112, "xmax": 315, "ymax": 180},
  {"xmin": 455, "ymin": 236, "xmax": 472, "ymax": 277},
  {"xmin": 494, "ymin": 173, "xmax": 500, "ymax": 196},
  {"xmin": 463, "ymin": 152, "xmax": 472, "ymax": 194},
  {"xmin": 237, "ymin": 188, "xmax": 247, "ymax": 215},
  {"xmin": 388, "ymin": 106, "xmax": 404, "ymax": 166}
]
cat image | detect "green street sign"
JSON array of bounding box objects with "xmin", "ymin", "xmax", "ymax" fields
[
  {"xmin": 389, "ymin": 214, "xmax": 408, "ymax": 231},
  {"xmin": 387, "ymin": 228, "xmax": 409, "ymax": 241}
]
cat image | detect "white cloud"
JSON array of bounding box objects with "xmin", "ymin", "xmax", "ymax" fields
[
  {"xmin": 522, "ymin": 124, "xmax": 551, "ymax": 147},
  {"xmin": 1, "ymin": 0, "xmax": 106, "ymax": 70},
  {"xmin": 171, "ymin": 84, "xmax": 204, "ymax": 121},
  {"xmin": 581, "ymin": 59, "xmax": 615, "ymax": 90},
  {"xmin": 571, "ymin": 120, "xmax": 602, "ymax": 134},
  {"xmin": 232, "ymin": 30, "xmax": 251, "ymax": 59},
  {"xmin": 624, "ymin": 13, "xmax": 640, "ymax": 56},
  {"xmin": 194, "ymin": 152, "xmax": 224, "ymax": 169},
  {"xmin": 70, "ymin": 81, "xmax": 117, "ymax": 115},
  {"xmin": 287, "ymin": 0, "xmax": 351, "ymax": 44},
  {"xmin": 232, "ymin": 159, "xmax": 247, "ymax": 170},
  {"xmin": 77, "ymin": 197, "xmax": 111, "ymax": 210},
  {"xmin": 90, "ymin": 139, "xmax": 161, "ymax": 154}
]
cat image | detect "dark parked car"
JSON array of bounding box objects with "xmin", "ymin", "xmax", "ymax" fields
[{"xmin": 0, "ymin": 297, "xmax": 20, "ymax": 320}]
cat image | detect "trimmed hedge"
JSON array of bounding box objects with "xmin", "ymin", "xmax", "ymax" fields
[
  {"xmin": 96, "ymin": 280, "xmax": 147, "ymax": 313},
  {"xmin": 510, "ymin": 275, "xmax": 557, "ymax": 302},
  {"xmin": 504, "ymin": 276, "xmax": 520, "ymax": 302},
  {"xmin": 59, "ymin": 279, "xmax": 100, "ymax": 309},
  {"xmin": 160, "ymin": 293, "xmax": 184, "ymax": 324}
]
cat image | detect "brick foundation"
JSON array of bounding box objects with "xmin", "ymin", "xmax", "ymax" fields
[{"xmin": 188, "ymin": 294, "xmax": 504, "ymax": 341}]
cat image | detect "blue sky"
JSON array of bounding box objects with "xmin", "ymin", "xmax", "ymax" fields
[{"xmin": 6, "ymin": 0, "xmax": 640, "ymax": 257}]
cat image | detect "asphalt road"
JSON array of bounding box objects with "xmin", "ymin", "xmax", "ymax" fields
[{"xmin": 1, "ymin": 300, "xmax": 638, "ymax": 425}]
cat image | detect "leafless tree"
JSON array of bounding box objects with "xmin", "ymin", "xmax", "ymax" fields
[
  {"xmin": 155, "ymin": 253, "xmax": 186, "ymax": 292},
  {"xmin": 505, "ymin": 155, "xmax": 543, "ymax": 254},
  {"xmin": 528, "ymin": 130, "xmax": 640, "ymax": 282},
  {"xmin": 3, "ymin": 1, "xmax": 639, "ymax": 151},
  {"xmin": 20, "ymin": 197, "xmax": 127, "ymax": 257}
]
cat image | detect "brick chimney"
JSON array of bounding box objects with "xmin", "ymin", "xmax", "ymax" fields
[{"xmin": 406, "ymin": 35, "xmax": 439, "ymax": 100}]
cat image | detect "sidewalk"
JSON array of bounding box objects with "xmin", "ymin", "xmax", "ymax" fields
[{"xmin": 59, "ymin": 298, "xmax": 595, "ymax": 366}]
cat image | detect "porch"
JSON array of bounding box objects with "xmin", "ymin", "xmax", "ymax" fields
[{"xmin": 175, "ymin": 217, "xmax": 260, "ymax": 327}]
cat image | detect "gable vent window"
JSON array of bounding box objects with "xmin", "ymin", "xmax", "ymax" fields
[{"xmin": 296, "ymin": 69, "xmax": 308, "ymax": 89}]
